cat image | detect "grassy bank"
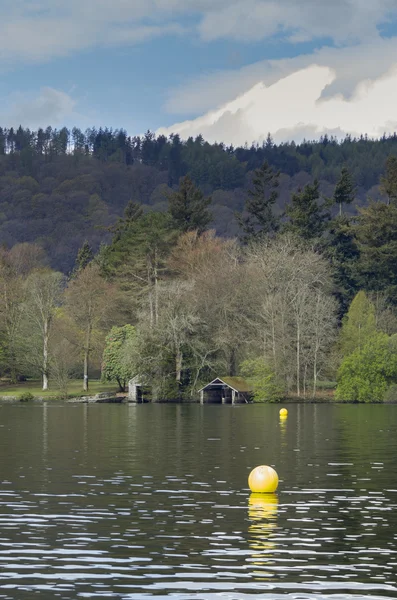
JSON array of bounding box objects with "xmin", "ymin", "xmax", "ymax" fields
[{"xmin": 0, "ymin": 379, "xmax": 119, "ymax": 399}]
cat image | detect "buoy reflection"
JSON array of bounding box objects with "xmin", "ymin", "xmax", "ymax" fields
[{"xmin": 248, "ymin": 493, "xmax": 278, "ymax": 579}]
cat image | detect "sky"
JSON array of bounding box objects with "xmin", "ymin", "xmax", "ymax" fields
[{"xmin": 2, "ymin": 0, "xmax": 397, "ymax": 145}]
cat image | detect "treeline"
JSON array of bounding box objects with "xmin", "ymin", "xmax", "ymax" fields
[
  {"xmin": 1, "ymin": 125, "xmax": 397, "ymax": 273},
  {"xmin": 2, "ymin": 124, "xmax": 397, "ymax": 188},
  {"xmin": 3, "ymin": 158, "xmax": 397, "ymax": 402}
]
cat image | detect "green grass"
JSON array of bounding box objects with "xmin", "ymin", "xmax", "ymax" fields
[{"xmin": 0, "ymin": 379, "xmax": 119, "ymax": 399}]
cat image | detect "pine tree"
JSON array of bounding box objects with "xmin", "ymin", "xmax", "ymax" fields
[
  {"xmin": 284, "ymin": 180, "xmax": 329, "ymax": 240},
  {"xmin": 355, "ymin": 201, "xmax": 397, "ymax": 297},
  {"xmin": 237, "ymin": 161, "xmax": 279, "ymax": 241},
  {"xmin": 333, "ymin": 167, "xmax": 355, "ymax": 216},
  {"xmin": 168, "ymin": 175, "xmax": 212, "ymax": 234},
  {"xmin": 380, "ymin": 156, "xmax": 397, "ymax": 205},
  {"xmin": 74, "ymin": 241, "xmax": 94, "ymax": 274},
  {"xmin": 326, "ymin": 215, "xmax": 360, "ymax": 315}
]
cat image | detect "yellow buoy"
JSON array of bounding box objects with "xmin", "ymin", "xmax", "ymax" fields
[
  {"xmin": 248, "ymin": 465, "xmax": 279, "ymax": 493},
  {"xmin": 279, "ymin": 408, "xmax": 288, "ymax": 417}
]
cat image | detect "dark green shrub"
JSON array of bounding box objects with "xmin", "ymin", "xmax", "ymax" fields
[{"xmin": 19, "ymin": 391, "xmax": 35, "ymax": 402}]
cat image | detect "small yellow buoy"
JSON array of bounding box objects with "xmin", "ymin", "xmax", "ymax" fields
[
  {"xmin": 279, "ymin": 408, "xmax": 288, "ymax": 417},
  {"xmin": 248, "ymin": 465, "xmax": 279, "ymax": 493}
]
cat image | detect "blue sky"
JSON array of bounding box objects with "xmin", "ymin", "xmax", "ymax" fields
[{"xmin": 2, "ymin": 0, "xmax": 397, "ymax": 144}]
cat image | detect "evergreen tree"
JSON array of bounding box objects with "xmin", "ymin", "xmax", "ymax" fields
[
  {"xmin": 333, "ymin": 167, "xmax": 355, "ymax": 216},
  {"xmin": 326, "ymin": 215, "xmax": 360, "ymax": 315},
  {"xmin": 74, "ymin": 241, "xmax": 94, "ymax": 273},
  {"xmin": 237, "ymin": 161, "xmax": 280, "ymax": 241},
  {"xmin": 168, "ymin": 175, "xmax": 212, "ymax": 234},
  {"xmin": 380, "ymin": 155, "xmax": 397, "ymax": 205},
  {"xmin": 355, "ymin": 201, "xmax": 397, "ymax": 297},
  {"xmin": 284, "ymin": 180, "xmax": 329, "ymax": 240}
]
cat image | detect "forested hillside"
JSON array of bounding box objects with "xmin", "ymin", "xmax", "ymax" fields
[
  {"xmin": 0, "ymin": 125, "xmax": 395, "ymax": 272},
  {"xmin": 3, "ymin": 124, "xmax": 397, "ymax": 402}
]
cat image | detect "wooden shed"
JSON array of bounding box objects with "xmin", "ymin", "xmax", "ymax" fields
[{"xmin": 198, "ymin": 377, "xmax": 253, "ymax": 404}]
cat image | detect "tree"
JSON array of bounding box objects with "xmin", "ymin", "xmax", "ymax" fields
[
  {"xmin": 354, "ymin": 201, "xmax": 397, "ymax": 297},
  {"xmin": 333, "ymin": 167, "xmax": 355, "ymax": 216},
  {"xmin": 102, "ymin": 325, "xmax": 136, "ymax": 391},
  {"xmin": 335, "ymin": 332, "xmax": 397, "ymax": 402},
  {"xmin": 64, "ymin": 263, "xmax": 117, "ymax": 391},
  {"xmin": 74, "ymin": 241, "xmax": 94, "ymax": 274},
  {"xmin": 168, "ymin": 175, "xmax": 212, "ymax": 234},
  {"xmin": 100, "ymin": 211, "xmax": 177, "ymax": 327},
  {"xmin": 237, "ymin": 161, "xmax": 280, "ymax": 241},
  {"xmin": 325, "ymin": 214, "xmax": 360, "ymax": 315},
  {"xmin": 0, "ymin": 244, "xmax": 46, "ymax": 382},
  {"xmin": 284, "ymin": 180, "xmax": 329, "ymax": 240},
  {"xmin": 245, "ymin": 235, "xmax": 337, "ymax": 397},
  {"xmin": 380, "ymin": 155, "xmax": 397, "ymax": 205},
  {"xmin": 24, "ymin": 269, "xmax": 64, "ymax": 390},
  {"xmin": 240, "ymin": 358, "xmax": 283, "ymax": 402},
  {"xmin": 338, "ymin": 291, "xmax": 377, "ymax": 359}
]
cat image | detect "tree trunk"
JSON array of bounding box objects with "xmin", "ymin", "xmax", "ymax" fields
[
  {"xmin": 176, "ymin": 349, "xmax": 183, "ymax": 384},
  {"xmin": 83, "ymin": 323, "xmax": 92, "ymax": 392},
  {"xmin": 83, "ymin": 348, "xmax": 89, "ymax": 391},
  {"xmin": 296, "ymin": 321, "xmax": 300, "ymax": 397},
  {"xmin": 229, "ymin": 347, "xmax": 236, "ymax": 376},
  {"xmin": 312, "ymin": 355, "xmax": 318, "ymax": 399},
  {"xmin": 154, "ymin": 247, "xmax": 159, "ymax": 327},
  {"xmin": 42, "ymin": 319, "xmax": 49, "ymax": 391}
]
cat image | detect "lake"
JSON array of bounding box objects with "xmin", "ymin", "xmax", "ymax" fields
[{"xmin": 0, "ymin": 403, "xmax": 397, "ymax": 599}]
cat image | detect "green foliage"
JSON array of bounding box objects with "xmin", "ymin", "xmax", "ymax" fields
[
  {"xmin": 240, "ymin": 358, "xmax": 284, "ymax": 403},
  {"xmin": 383, "ymin": 384, "xmax": 397, "ymax": 403},
  {"xmin": 380, "ymin": 155, "xmax": 397, "ymax": 205},
  {"xmin": 102, "ymin": 325, "xmax": 136, "ymax": 391},
  {"xmin": 326, "ymin": 214, "xmax": 360, "ymax": 314},
  {"xmin": 74, "ymin": 242, "xmax": 94, "ymax": 273},
  {"xmin": 284, "ymin": 180, "xmax": 329, "ymax": 240},
  {"xmin": 355, "ymin": 201, "xmax": 397, "ymax": 298},
  {"xmin": 237, "ymin": 161, "xmax": 280, "ymax": 241},
  {"xmin": 335, "ymin": 332, "xmax": 397, "ymax": 402},
  {"xmin": 338, "ymin": 291, "xmax": 377, "ymax": 358},
  {"xmin": 19, "ymin": 391, "xmax": 35, "ymax": 402},
  {"xmin": 168, "ymin": 175, "xmax": 212, "ymax": 234},
  {"xmin": 333, "ymin": 166, "xmax": 356, "ymax": 216}
]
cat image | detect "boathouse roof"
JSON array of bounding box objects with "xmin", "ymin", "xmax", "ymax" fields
[{"xmin": 198, "ymin": 377, "xmax": 252, "ymax": 393}]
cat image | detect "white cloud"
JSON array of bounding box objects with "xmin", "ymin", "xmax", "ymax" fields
[
  {"xmin": 166, "ymin": 37, "xmax": 397, "ymax": 115},
  {"xmin": 0, "ymin": 0, "xmax": 396, "ymax": 65},
  {"xmin": 2, "ymin": 87, "xmax": 79, "ymax": 129},
  {"xmin": 157, "ymin": 62, "xmax": 397, "ymax": 146}
]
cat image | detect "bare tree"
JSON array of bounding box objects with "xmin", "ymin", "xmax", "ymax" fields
[
  {"xmin": 24, "ymin": 269, "xmax": 64, "ymax": 390},
  {"xmin": 63, "ymin": 263, "xmax": 118, "ymax": 391},
  {"xmin": 245, "ymin": 235, "xmax": 336, "ymax": 397}
]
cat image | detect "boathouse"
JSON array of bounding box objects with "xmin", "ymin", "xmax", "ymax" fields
[
  {"xmin": 198, "ymin": 377, "xmax": 253, "ymax": 404},
  {"xmin": 128, "ymin": 376, "xmax": 144, "ymax": 403}
]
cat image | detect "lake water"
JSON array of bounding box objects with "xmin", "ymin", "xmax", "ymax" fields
[{"xmin": 0, "ymin": 403, "xmax": 397, "ymax": 600}]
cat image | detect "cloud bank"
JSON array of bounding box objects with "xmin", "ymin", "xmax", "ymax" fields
[{"xmin": 158, "ymin": 59, "xmax": 397, "ymax": 146}]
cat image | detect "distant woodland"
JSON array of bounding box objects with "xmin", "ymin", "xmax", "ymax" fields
[
  {"xmin": 0, "ymin": 125, "xmax": 395, "ymax": 272},
  {"xmin": 2, "ymin": 125, "xmax": 397, "ymax": 402}
]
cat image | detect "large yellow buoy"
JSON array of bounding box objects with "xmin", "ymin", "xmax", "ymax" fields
[
  {"xmin": 248, "ymin": 465, "xmax": 279, "ymax": 493},
  {"xmin": 279, "ymin": 408, "xmax": 288, "ymax": 417}
]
